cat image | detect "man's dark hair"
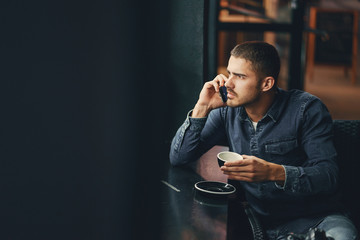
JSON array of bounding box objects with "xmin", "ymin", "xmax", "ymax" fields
[{"xmin": 230, "ymin": 41, "xmax": 281, "ymax": 84}]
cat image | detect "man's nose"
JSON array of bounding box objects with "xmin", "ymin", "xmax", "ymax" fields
[{"xmin": 225, "ymin": 77, "xmax": 233, "ymax": 88}]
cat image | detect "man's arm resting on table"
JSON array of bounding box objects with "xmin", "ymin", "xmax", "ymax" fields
[{"xmin": 169, "ymin": 110, "xmax": 207, "ymax": 166}]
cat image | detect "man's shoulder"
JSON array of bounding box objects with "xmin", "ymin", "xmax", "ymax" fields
[
  {"xmin": 280, "ymin": 89, "xmax": 331, "ymax": 122},
  {"xmin": 275, "ymin": 88, "xmax": 327, "ymax": 118},
  {"xmin": 282, "ymin": 88, "xmax": 320, "ymax": 104}
]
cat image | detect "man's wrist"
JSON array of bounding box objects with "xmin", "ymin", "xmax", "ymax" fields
[
  {"xmin": 271, "ymin": 163, "xmax": 286, "ymax": 186},
  {"xmin": 192, "ymin": 104, "xmax": 211, "ymax": 118}
]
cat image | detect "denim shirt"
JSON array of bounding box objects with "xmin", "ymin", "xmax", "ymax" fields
[{"xmin": 169, "ymin": 88, "xmax": 343, "ymax": 223}]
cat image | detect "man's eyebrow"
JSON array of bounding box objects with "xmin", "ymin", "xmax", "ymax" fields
[{"xmin": 227, "ymin": 69, "xmax": 247, "ymax": 77}]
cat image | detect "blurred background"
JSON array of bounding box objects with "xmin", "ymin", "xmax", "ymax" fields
[
  {"xmin": 211, "ymin": 0, "xmax": 360, "ymax": 120},
  {"xmin": 0, "ymin": 0, "xmax": 359, "ymax": 239}
]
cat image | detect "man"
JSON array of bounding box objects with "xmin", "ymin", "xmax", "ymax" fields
[{"xmin": 169, "ymin": 41, "xmax": 358, "ymax": 239}]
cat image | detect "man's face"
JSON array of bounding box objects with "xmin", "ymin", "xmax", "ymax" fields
[{"xmin": 224, "ymin": 56, "xmax": 262, "ymax": 108}]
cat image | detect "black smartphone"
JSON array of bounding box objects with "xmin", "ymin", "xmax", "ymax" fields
[{"xmin": 219, "ymin": 86, "xmax": 227, "ymax": 103}]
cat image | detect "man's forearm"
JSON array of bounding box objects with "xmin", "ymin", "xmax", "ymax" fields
[{"xmin": 192, "ymin": 103, "xmax": 211, "ymax": 118}]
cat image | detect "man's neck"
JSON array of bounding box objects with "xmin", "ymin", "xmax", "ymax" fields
[{"xmin": 245, "ymin": 88, "xmax": 277, "ymax": 122}]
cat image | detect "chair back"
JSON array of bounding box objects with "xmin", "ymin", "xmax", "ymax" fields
[{"xmin": 333, "ymin": 120, "xmax": 360, "ymax": 228}]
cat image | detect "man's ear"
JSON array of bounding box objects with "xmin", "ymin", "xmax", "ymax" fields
[{"xmin": 261, "ymin": 77, "xmax": 275, "ymax": 92}]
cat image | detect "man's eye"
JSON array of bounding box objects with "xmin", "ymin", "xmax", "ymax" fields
[{"xmin": 235, "ymin": 74, "xmax": 245, "ymax": 79}]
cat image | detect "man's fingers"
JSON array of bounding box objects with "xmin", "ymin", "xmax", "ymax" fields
[
  {"xmin": 211, "ymin": 74, "xmax": 228, "ymax": 92},
  {"xmin": 217, "ymin": 74, "xmax": 228, "ymax": 86},
  {"xmin": 222, "ymin": 171, "xmax": 256, "ymax": 182},
  {"xmin": 223, "ymin": 159, "xmax": 245, "ymax": 166},
  {"xmin": 212, "ymin": 81, "xmax": 220, "ymax": 92}
]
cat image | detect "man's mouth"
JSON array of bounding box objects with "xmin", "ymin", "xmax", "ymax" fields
[{"xmin": 227, "ymin": 90, "xmax": 236, "ymax": 99}]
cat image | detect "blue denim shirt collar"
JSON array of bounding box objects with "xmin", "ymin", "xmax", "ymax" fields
[{"xmin": 238, "ymin": 87, "xmax": 285, "ymax": 123}]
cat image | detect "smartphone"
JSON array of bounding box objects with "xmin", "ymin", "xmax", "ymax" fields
[{"xmin": 219, "ymin": 86, "xmax": 228, "ymax": 103}]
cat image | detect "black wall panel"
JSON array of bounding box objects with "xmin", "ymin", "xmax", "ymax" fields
[{"xmin": 0, "ymin": 0, "xmax": 205, "ymax": 239}]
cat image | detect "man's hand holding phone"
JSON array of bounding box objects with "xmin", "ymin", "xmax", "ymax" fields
[{"xmin": 192, "ymin": 74, "xmax": 228, "ymax": 118}]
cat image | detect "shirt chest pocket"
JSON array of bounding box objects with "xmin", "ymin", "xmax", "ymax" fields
[{"xmin": 265, "ymin": 138, "xmax": 300, "ymax": 164}]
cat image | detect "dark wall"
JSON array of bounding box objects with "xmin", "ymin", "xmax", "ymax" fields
[
  {"xmin": 0, "ymin": 0, "xmax": 205, "ymax": 239},
  {"xmin": 166, "ymin": 0, "xmax": 206, "ymax": 130}
]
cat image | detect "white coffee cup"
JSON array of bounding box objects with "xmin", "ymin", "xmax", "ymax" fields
[{"xmin": 217, "ymin": 151, "xmax": 243, "ymax": 167}]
